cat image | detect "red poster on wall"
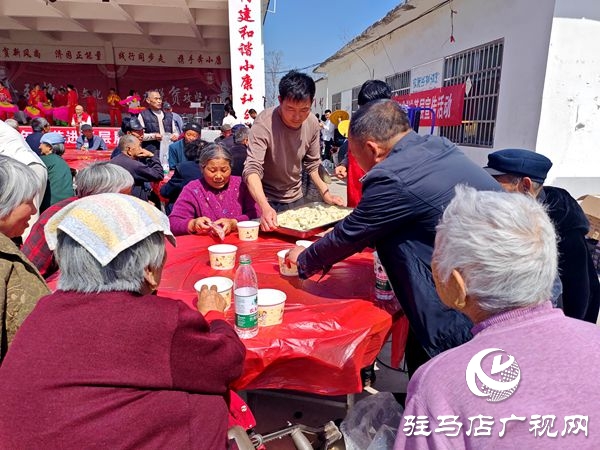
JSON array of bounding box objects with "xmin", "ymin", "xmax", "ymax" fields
[{"xmin": 393, "ymin": 83, "xmax": 466, "ymax": 126}]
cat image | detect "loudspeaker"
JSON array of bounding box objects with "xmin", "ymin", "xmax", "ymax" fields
[{"xmin": 210, "ymin": 103, "xmax": 225, "ymax": 127}]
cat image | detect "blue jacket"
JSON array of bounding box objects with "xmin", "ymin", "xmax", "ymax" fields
[
  {"xmin": 297, "ymin": 131, "xmax": 501, "ymax": 357},
  {"xmin": 168, "ymin": 140, "xmax": 187, "ymax": 169}
]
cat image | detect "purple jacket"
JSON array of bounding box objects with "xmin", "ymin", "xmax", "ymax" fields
[{"xmin": 169, "ymin": 176, "xmax": 259, "ymax": 235}]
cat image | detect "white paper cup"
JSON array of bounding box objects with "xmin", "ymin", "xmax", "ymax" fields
[
  {"xmin": 277, "ymin": 249, "xmax": 298, "ymax": 276},
  {"xmin": 237, "ymin": 221, "xmax": 260, "ymax": 241},
  {"xmin": 295, "ymin": 240, "xmax": 313, "ymax": 248},
  {"xmin": 257, "ymin": 288, "xmax": 287, "ymax": 326},
  {"xmin": 208, "ymin": 244, "xmax": 237, "ymax": 270},
  {"xmin": 194, "ymin": 276, "xmax": 233, "ymax": 310}
]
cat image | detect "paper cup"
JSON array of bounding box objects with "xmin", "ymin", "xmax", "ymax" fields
[
  {"xmin": 208, "ymin": 244, "xmax": 237, "ymax": 270},
  {"xmin": 277, "ymin": 249, "xmax": 298, "ymax": 276},
  {"xmin": 295, "ymin": 240, "xmax": 313, "ymax": 248},
  {"xmin": 237, "ymin": 221, "xmax": 260, "ymax": 241},
  {"xmin": 257, "ymin": 288, "xmax": 286, "ymax": 326},
  {"xmin": 194, "ymin": 276, "xmax": 233, "ymax": 310}
]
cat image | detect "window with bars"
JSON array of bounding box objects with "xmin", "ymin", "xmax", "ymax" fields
[
  {"xmin": 351, "ymin": 85, "xmax": 361, "ymax": 115},
  {"xmin": 331, "ymin": 92, "xmax": 342, "ymax": 112},
  {"xmin": 386, "ymin": 70, "xmax": 411, "ymax": 97},
  {"xmin": 439, "ymin": 39, "xmax": 504, "ymax": 147}
]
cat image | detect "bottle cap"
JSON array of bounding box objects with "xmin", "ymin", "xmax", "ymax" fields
[{"xmin": 239, "ymin": 254, "xmax": 251, "ymax": 264}]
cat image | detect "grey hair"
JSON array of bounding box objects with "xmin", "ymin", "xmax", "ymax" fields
[
  {"xmin": 4, "ymin": 119, "xmax": 19, "ymax": 130},
  {"xmin": 75, "ymin": 162, "xmax": 134, "ymax": 197},
  {"xmin": 0, "ymin": 155, "xmax": 41, "ymax": 219},
  {"xmin": 495, "ymin": 174, "xmax": 543, "ymax": 195},
  {"xmin": 433, "ymin": 185, "xmax": 558, "ymax": 314},
  {"xmin": 199, "ymin": 143, "xmax": 232, "ymax": 168},
  {"xmin": 234, "ymin": 126, "xmax": 249, "ymax": 144},
  {"xmin": 31, "ymin": 117, "xmax": 50, "ymax": 132},
  {"xmin": 51, "ymin": 143, "xmax": 66, "ymax": 156},
  {"xmin": 56, "ymin": 231, "xmax": 165, "ymax": 293},
  {"xmin": 119, "ymin": 134, "xmax": 138, "ymax": 152},
  {"xmin": 348, "ymin": 99, "xmax": 410, "ymax": 145}
]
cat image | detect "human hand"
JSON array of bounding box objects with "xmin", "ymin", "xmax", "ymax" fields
[
  {"xmin": 170, "ymin": 134, "xmax": 178, "ymax": 142},
  {"xmin": 323, "ymin": 191, "xmax": 345, "ymax": 206},
  {"xmin": 189, "ymin": 216, "xmax": 212, "ymax": 234},
  {"xmin": 335, "ymin": 165, "xmax": 347, "ymax": 179},
  {"xmin": 286, "ymin": 246, "xmax": 305, "ymax": 266},
  {"xmin": 213, "ymin": 218, "xmax": 236, "ymax": 235},
  {"xmin": 138, "ymin": 148, "xmax": 154, "ymax": 159},
  {"xmin": 259, "ymin": 204, "xmax": 278, "ymax": 232},
  {"xmin": 197, "ymin": 285, "xmax": 227, "ymax": 315},
  {"xmin": 154, "ymin": 133, "xmax": 163, "ymax": 141}
]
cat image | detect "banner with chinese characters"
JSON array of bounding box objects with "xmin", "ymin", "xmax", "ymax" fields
[
  {"xmin": 394, "ymin": 83, "xmax": 466, "ymax": 126},
  {"xmin": 0, "ymin": 61, "xmax": 231, "ymax": 116},
  {"xmin": 20, "ymin": 126, "xmax": 120, "ymax": 149},
  {"xmin": 0, "ymin": 45, "xmax": 105, "ymax": 64},
  {"xmin": 228, "ymin": 0, "xmax": 266, "ymax": 122},
  {"xmin": 112, "ymin": 48, "xmax": 229, "ymax": 69}
]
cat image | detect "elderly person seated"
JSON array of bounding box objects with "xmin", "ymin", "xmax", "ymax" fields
[
  {"xmin": 168, "ymin": 122, "xmax": 202, "ymax": 169},
  {"xmin": 22, "ymin": 161, "xmax": 134, "ymax": 279},
  {"xmin": 0, "ymin": 193, "xmax": 245, "ymax": 448},
  {"xmin": 484, "ymin": 148, "xmax": 600, "ymax": 323},
  {"xmin": 394, "ymin": 186, "xmax": 600, "ymax": 449},
  {"xmin": 38, "ymin": 132, "xmax": 75, "ymax": 212},
  {"xmin": 0, "ymin": 156, "xmax": 49, "ymax": 363},
  {"xmin": 111, "ymin": 134, "xmax": 164, "ymax": 202},
  {"xmin": 76, "ymin": 124, "xmax": 107, "ymax": 151},
  {"xmin": 169, "ymin": 143, "xmax": 259, "ymax": 236}
]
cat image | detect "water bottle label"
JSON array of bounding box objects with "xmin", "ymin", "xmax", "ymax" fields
[{"xmin": 234, "ymin": 292, "xmax": 257, "ymax": 328}]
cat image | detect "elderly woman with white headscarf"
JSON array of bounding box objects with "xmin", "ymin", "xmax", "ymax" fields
[
  {"xmin": 22, "ymin": 161, "xmax": 134, "ymax": 279},
  {"xmin": 0, "ymin": 194, "xmax": 245, "ymax": 449},
  {"xmin": 0, "ymin": 155, "xmax": 49, "ymax": 364},
  {"xmin": 394, "ymin": 186, "xmax": 600, "ymax": 449}
]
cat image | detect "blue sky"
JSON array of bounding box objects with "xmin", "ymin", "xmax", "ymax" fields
[{"xmin": 263, "ymin": 0, "xmax": 401, "ymax": 73}]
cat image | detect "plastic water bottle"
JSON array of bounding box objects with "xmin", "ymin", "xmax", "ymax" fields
[
  {"xmin": 374, "ymin": 251, "xmax": 394, "ymax": 301},
  {"xmin": 234, "ymin": 254, "xmax": 258, "ymax": 339}
]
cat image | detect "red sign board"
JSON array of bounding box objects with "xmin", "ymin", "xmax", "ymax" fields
[{"xmin": 394, "ymin": 83, "xmax": 466, "ymax": 126}]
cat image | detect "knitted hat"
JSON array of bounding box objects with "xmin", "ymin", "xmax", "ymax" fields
[{"xmin": 45, "ymin": 193, "xmax": 176, "ymax": 266}]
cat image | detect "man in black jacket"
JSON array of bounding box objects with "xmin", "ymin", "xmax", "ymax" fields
[
  {"xmin": 138, "ymin": 90, "xmax": 179, "ymax": 152},
  {"xmin": 110, "ymin": 134, "xmax": 164, "ymax": 202},
  {"xmin": 288, "ymin": 99, "xmax": 501, "ymax": 375},
  {"xmin": 484, "ymin": 148, "xmax": 600, "ymax": 323}
]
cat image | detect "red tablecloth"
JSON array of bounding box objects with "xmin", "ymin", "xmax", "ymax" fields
[
  {"xmin": 62, "ymin": 149, "xmax": 113, "ymax": 170},
  {"xmin": 159, "ymin": 233, "xmax": 394, "ymax": 396}
]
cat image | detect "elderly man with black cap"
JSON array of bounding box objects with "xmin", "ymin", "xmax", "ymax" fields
[
  {"xmin": 168, "ymin": 121, "xmax": 203, "ymax": 169},
  {"xmin": 214, "ymin": 123, "xmax": 234, "ymax": 149},
  {"xmin": 76, "ymin": 124, "xmax": 107, "ymax": 151},
  {"xmin": 484, "ymin": 148, "xmax": 600, "ymax": 323}
]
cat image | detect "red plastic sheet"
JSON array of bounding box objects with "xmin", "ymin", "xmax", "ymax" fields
[
  {"xmin": 159, "ymin": 233, "xmax": 395, "ymax": 396},
  {"xmin": 62, "ymin": 149, "xmax": 113, "ymax": 170}
]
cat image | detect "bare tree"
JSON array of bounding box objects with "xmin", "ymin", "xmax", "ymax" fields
[{"xmin": 265, "ymin": 50, "xmax": 283, "ymax": 108}]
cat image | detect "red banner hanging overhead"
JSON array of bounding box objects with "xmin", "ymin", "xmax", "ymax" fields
[{"xmin": 393, "ymin": 83, "xmax": 466, "ymax": 126}]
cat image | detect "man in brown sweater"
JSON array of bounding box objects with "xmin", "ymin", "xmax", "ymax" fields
[{"xmin": 243, "ymin": 70, "xmax": 343, "ymax": 230}]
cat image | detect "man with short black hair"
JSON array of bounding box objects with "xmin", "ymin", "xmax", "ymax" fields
[
  {"xmin": 484, "ymin": 148, "xmax": 600, "ymax": 323},
  {"xmin": 243, "ymin": 70, "xmax": 344, "ymax": 230}
]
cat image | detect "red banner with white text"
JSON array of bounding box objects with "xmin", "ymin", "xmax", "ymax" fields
[{"xmin": 394, "ymin": 83, "xmax": 466, "ymax": 126}]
